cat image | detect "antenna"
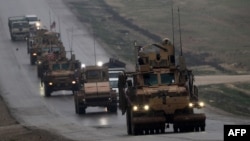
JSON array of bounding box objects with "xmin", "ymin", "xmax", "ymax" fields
[
  {"xmin": 178, "ymin": 7, "xmax": 183, "ymax": 56},
  {"xmin": 58, "ymin": 17, "xmax": 61, "ymax": 40},
  {"xmin": 177, "ymin": 7, "xmax": 186, "ymax": 71},
  {"xmin": 70, "ymin": 27, "xmax": 73, "ymax": 57},
  {"xmin": 134, "ymin": 40, "xmax": 138, "ymax": 71},
  {"xmin": 171, "ymin": 1, "xmax": 175, "ymax": 47},
  {"xmin": 93, "ymin": 31, "xmax": 97, "ymax": 66}
]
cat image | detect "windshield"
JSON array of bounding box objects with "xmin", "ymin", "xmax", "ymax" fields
[
  {"xmin": 110, "ymin": 80, "xmax": 118, "ymax": 88},
  {"xmin": 61, "ymin": 63, "xmax": 69, "ymax": 70},
  {"xmin": 51, "ymin": 47, "xmax": 61, "ymax": 52},
  {"xmin": 86, "ymin": 70, "xmax": 102, "ymax": 79},
  {"xmin": 161, "ymin": 73, "xmax": 175, "ymax": 84},
  {"xmin": 109, "ymin": 73, "xmax": 120, "ymax": 78},
  {"xmin": 27, "ymin": 17, "xmax": 38, "ymax": 22},
  {"xmin": 12, "ymin": 22, "xmax": 29, "ymax": 28},
  {"xmin": 41, "ymin": 48, "xmax": 50, "ymax": 52},
  {"xmin": 52, "ymin": 64, "xmax": 60, "ymax": 70},
  {"xmin": 143, "ymin": 73, "xmax": 158, "ymax": 86}
]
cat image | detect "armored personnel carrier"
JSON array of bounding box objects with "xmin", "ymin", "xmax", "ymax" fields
[
  {"xmin": 36, "ymin": 44, "xmax": 66, "ymax": 78},
  {"xmin": 41, "ymin": 54, "xmax": 81, "ymax": 97},
  {"xmin": 118, "ymin": 38, "xmax": 206, "ymax": 135},
  {"xmin": 74, "ymin": 64, "xmax": 117, "ymax": 114},
  {"xmin": 27, "ymin": 28, "xmax": 48, "ymax": 54},
  {"xmin": 28, "ymin": 30, "xmax": 62, "ymax": 65}
]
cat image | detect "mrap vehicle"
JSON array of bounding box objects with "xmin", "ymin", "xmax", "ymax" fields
[
  {"xmin": 41, "ymin": 54, "xmax": 81, "ymax": 97},
  {"xmin": 74, "ymin": 63, "xmax": 117, "ymax": 114},
  {"xmin": 118, "ymin": 38, "xmax": 206, "ymax": 135}
]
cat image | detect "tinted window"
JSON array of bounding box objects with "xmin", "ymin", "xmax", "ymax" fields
[
  {"xmin": 143, "ymin": 73, "xmax": 158, "ymax": 86},
  {"xmin": 86, "ymin": 70, "xmax": 101, "ymax": 79},
  {"xmin": 27, "ymin": 17, "xmax": 38, "ymax": 22},
  {"xmin": 61, "ymin": 63, "xmax": 69, "ymax": 70},
  {"xmin": 52, "ymin": 64, "xmax": 60, "ymax": 70},
  {"xmin": 110, "ymin": 80, "xmax": 118, "ymax": 88},
  {"xmin": 161, "ymin": 73, "xmax": 175, "ymax": 84}
]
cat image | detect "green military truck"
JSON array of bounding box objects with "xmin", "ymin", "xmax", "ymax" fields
[{"xmin": 8, "ymin": 16, "xmax": 30, "ymax": 41}]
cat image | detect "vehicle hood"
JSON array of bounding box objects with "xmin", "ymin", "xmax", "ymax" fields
[
  {"xmin": 84, "ymin": 82, "xmax": 110, "ymax": 94},
  {"xmin": 50, "ymin": 70, "xmax": 74, "ymax": 76}
]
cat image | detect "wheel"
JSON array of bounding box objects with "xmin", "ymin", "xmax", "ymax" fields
[
  {"xmin": 37, "ymin": 67, "xmax": 42, "ymax": 78},
  {"xmin": 30, "ymin": 55, "xmax": 35, "ymax": 65},
  {"xmin": 78, "ymin": 106, "xmax": 86, "ymax": 115},
  {"xmin": 27, "ymin": 40, "xmax": 30, "ymax": 54},
  {"xmin": 173, "ymin": 124, "xmax": 179, "ymax": 133},
  {"xmin": 74, "ymin": 95, "xmax": 79, "ymax": 114},
  {"xmin": 11, "ymin": 35, "xmax": 15, "ymax": 41},
  {"xmin": 107, "ymin": 104, "xmax": 117, "ymax": 113},
  {"xmin": 126, "ymin": 107, "xmax": 132, "ymax": 135},
  {"xmin": 74, "ymin": 95, "xmax": 86, "ymax": 115},
  {"xmin": 44, "ymin": 84, "xmax": 51, "ymax": 97}
]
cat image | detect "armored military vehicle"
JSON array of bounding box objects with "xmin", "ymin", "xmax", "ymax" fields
[
  {"xmin": 29, "ymin": 31, "xmax": 62, "ymax": 65},
  {"xmin": 36, "ymin": 44, "xmax": 66, "ymax": 78},
  {"xmin": 8, "ymin": 16, "xmax": 30, "ymax": 41},
  {"xmin": 41, "ymin": 54, "xmax": 81, "ymax": 97},
  {"xmin": 74, "ymin": 64, "xmax": 117, "ymax": 114},
  {"xmin": 118, "ymin": 38, "xmax": 206, "ymax": 135},
  {"xmin": 27, "ymin": 28, "xmax": 48, "ymax": 54}
]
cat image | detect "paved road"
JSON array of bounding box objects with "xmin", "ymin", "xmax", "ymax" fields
[{"xmin": 0, "ymin": 0, "xmax": 250, "ymax": 141}]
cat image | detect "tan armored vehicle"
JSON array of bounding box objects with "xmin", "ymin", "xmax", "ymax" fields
[
  {"xmin": 36, "ymin": 45, "xmax": 66, "ymax": 78},
  {"xmin": 74, "ymin": 64, "xmax": 117, "ymax": 114},
  {"xmin": 29, "ymin": 30, "xmax": 62, "ymax": 65},
  {"xmin": 118, "ymin": 38, "xmax": 206, "ymax": 135},
  {"xmin": 41, "ymin": 54, "xmax": 81, "ymax": 97},
  {"xmin": 27, "ymin": 28, "xmax": 48, "ymax": 54}
]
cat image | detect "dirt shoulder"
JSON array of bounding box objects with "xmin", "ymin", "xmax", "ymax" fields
[{"xmin": 0, "ymin": 95, "xmax": 74, "ymax": 141}]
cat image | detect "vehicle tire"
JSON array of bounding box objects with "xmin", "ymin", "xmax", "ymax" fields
[
  {"xmin": 37, "ymin": 67, "xmax": 42, "ymax": 78},
  {"xmin": 107, "ymin": 103, "xmax": 117, "ymax": 113},
  {"xmin": 78, "ymin": 106, "xmax": 86, "ymax": 115},
  {"xmin": 126, "ymin": 107, "xmax": 132, "ymax": 135},
  {"xmin": 75, "ymin": 95, "xmax": 86, "ymax": 114},
  {"xmin": 11, "ymin": 35, "xmax": 15, "ymax": 41},
  {"xmin": 74, "ymin": 96, "xmax": 79, "ymax": 114},
  {"xmin": 30, "ymin": 55, "xmax": 35, "ymax": 65},
  {"xmin": 44, "ymin": 84, "xmax": 51, "ymax": 97},
  {"xmin": 27, "ymin": 40, "xmax": 30, "ymax": 54}
]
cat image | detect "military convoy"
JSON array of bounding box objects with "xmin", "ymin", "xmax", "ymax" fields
[
  {"xmin": 118, "ymin": 38, "xmax": 206, "ymax": 135},
  {"xmin": 8, "ymin": 11, "xmax": 207, "ymax": 137},
  {"xmin": 74, "ymin": 64, "xmax": 118, "ymax": 114}
]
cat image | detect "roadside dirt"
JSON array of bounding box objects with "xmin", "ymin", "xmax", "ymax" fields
[{"xmin": 0, "ymin": 95, "xmax": 74, "ymax": 141}]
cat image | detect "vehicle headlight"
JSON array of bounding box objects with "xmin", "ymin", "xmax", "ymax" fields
[
  {"xmin": 199, "ymin": 102, "xmax": 205, "ymax": 107},
  {"xmin": 33, "ymin": 53, "xmax": 37, "ymax": 56},
  {"xmin": 133, "ymin": 105, "xmax": 138, "ymax": 111},
  {"xmin": 49, "ymin": 82, "xmax": 53, "ymax": 86},
  {"xmin": 97, "ymin": 61, "xmax": 103, "ymax": 67},
  {"xmin": 143, "ymin": 105, "xmax": 149, "ymax": 111},
  {"xmin": 36, "ymin": 22, "xmax": 41, "ymax": 27},
  {"xmin": 72, "ymin": 80, "xmax": 76, "ymax": 84},
  {"xmin": 81, "ymin": 64, "xmax": 85, "ymax": 68},
  {"xmin": 189, "ymin": 103, "xmax": 194, "ymax": 108}
]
